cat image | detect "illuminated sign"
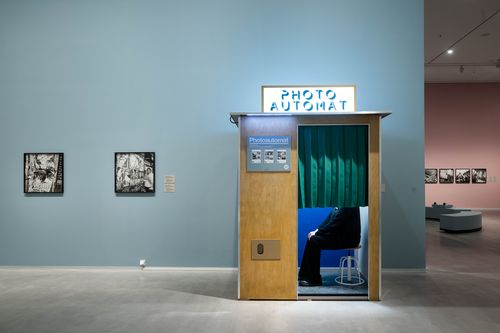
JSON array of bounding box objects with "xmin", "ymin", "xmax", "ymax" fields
[{"xmin": 262, "ymin": 85, "xmax": 356, "ymax": 113}]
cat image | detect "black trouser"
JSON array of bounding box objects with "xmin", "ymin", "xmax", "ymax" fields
[
  {"xmin": 298, "ymin": 236, "xmax": 325, "ymax": 284},
  {"xmin": 298, "ymin": 235, "xmax": 358, "ymax": 284}
]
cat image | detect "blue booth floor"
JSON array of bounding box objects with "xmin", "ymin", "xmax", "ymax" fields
[{"xmin": 298, "ymin": 269, "xmax": 368, "ymax": 296}]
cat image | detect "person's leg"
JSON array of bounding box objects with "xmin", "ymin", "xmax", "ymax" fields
[{"xmin": 298, "ymin": 236, "xmax": 322, "ymax": 286}]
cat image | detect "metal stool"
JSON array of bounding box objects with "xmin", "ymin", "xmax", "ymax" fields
[{"xmin": 334, "ymin": 245, "xmax": 364, "ymax": 286}]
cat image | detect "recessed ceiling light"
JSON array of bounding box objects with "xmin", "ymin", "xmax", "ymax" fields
[
  {"xmin": 480, "ymin": 32, "xmax": 491, "ymax": 37},
  {"xmin": 447, "ymin": 49, "xmax": 454, "ymax": 55}
]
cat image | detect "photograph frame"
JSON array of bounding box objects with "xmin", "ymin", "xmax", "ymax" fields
[
  {"xmin": 24, "ymin": 152, "xmax": 64, "ymax": 193},
  {"xmin": 425, "ymin": 168, "xmax": 438, "ymax": 184},
  {"xmin": 439, "ymin": 168, "xmax": 454, "ymax": 184},
  {"xmin": 455, "ymin": 168, "xmax": 471, "ymax": 184},
  {"xmin": 471, "ymin": 168, "xmax": 487, "ymax": 184},
  {"xmin": 115, "ymin": 152, "xmax": 155, "ymax": 193}
]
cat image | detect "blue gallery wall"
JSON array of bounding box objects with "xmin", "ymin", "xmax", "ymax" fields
[{"xmin": 0, "ymin": 0, "xmax": 424, "ymax": 268}]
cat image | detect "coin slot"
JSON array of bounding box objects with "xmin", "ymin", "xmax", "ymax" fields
[
  {"xmin": 257, "ymin": 243, "xmax": 264, "ymax": 255},
  {"xmin": 251, "ymin": 240, "xmax": 280, "ymax": 260}
]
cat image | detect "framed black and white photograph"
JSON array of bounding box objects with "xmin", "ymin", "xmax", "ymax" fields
[
  {"xmin": 439, "ymin": 168, "xmax": 454, "ymax": 184},
  {"xmin": 455, "ymin": 168, "xmax": 470, "ymax": 184},
  {"xmin": 472, "ymin": 168, "xmax": 487, "ymax": 184},
  {"xmin": 24, "ymin": 153, "xmax": 64, "ymax": 193},
  {"xmin": 115, "ymin": 152, "xmax": 155, "ymax": 193},
  {"xmin": 425, "ymin": 168, "xmax": 438, "ymax": 184}
]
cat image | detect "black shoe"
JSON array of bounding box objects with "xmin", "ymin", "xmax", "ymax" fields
[{"xmin": 298, "ymin": 279, "xmax": 322, "ymax": 287}]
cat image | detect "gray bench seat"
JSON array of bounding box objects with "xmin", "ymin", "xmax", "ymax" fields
[
  {"xmin": 440, "ymin": 211, "xmax": 482, "ymax": 232},
  {"xmin": 426, "ymin": 206, "xmax": 470, "ymax": 220}
]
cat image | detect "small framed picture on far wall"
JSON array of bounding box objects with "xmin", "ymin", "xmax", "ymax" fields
[
  {"xmin": 439, "ymin": 168, "xmax": 454, "ymax": 184},
  {"xmin": 472, "ymin": 168, "xmax": 487, "ymax": 184},
  {"xmin": 455, "ymin": 168, "xmax": 470, "ymax": 184},
  {"xmin": 425, "ymin": 168, "xmax": 438, "ymax": 184}
]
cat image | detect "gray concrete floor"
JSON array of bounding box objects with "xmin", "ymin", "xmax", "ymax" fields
[{"xmin": 1, "ymin": 212, "xmax": 500, "ymax": 333}]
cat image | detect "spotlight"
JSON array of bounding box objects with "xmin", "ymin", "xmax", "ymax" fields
[{"xmin": 447, "ymin": 49, "xmax": 454, "ymax": 55}]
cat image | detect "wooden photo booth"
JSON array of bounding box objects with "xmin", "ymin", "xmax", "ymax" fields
[{"xmin": 231, "ymin": 111, "xmax": 390, "ymax": 300}]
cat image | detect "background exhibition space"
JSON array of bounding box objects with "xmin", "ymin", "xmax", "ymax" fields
[
  {"xmin": 0, "ymin": 0, "xmax": 425, "ymax": 269},
  {"xmin": 425, "ymin": 83, "xmax": 500, "ymax": 208}
]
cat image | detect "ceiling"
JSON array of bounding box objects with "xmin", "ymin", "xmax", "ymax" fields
[{"xmin": 425, "ymin": 0, "xmax": 500, "ymax": 82}]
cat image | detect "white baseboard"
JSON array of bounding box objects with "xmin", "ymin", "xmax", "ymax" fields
[
  {"xmin": 0, "ymin": 266, "xmax": 238, "ymax": 272},
  {"xmin": 2, "ymin": 266, "xmax": 432, "ymax": 274},
  {"xmin": 147, "ymin": 266, "xmax": 238, "ymax": 272},
  {"xmin": 0, "ymin": 266, "xmax": 138, "ymax": 270}
]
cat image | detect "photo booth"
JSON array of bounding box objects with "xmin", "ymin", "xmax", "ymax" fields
[{"xmin": 231, "ymin": 111, "xmax": 390, "ymax": 300}]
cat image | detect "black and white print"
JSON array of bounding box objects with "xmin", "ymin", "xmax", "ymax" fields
[
  {"xmin": 276, "ymin": 150, "xmax": 287, "ymax": 164},
  {"xmin": 115, "ymin": 152, "xmax": 155, "ymax": 193},
  {"xmin": 24, "ymin": 153, "xmax": 64, "ymax": 193},
  {"xmin": 264, "ymin": 150, "xmax": 274, "ymax": 163},
  {"xmin": 439, "ymin": 168, "xmax": 454, "ymax": 184},
  {"xmin": 455, "ymin": 168, "xmax": 470, "ymax": 184},
  {"xmin": 472, "ymin": 168, "xmax": 487, "ymax": 184},
  {"xmin": 251, "ymin": 150, "xmax": 261, "ymax": 164},
  {"xmin": 425, "ymin": 168, "xmax": 438, "ymax": 184}
]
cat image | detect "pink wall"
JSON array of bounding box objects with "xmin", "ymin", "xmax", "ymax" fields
[{"xmin": 425, "ymin": 83, "xmax": 500, "ymax": 208}]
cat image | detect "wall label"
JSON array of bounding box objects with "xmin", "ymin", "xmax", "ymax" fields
[
  {"xmin": 164, "ymin": 175, "xmax": 176, "ymax": 193},
  {"xmin": 247, "ymin": 136, "xmax": 291, "ymax": 172},
  {"xmin": 262, "ymin": 85, "xmax": 356, "ymax": 112}
]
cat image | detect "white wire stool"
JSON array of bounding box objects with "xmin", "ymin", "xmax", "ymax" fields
[{"xmin": 334, "ymin": 245, "xmax": 365, "ymax": 286}]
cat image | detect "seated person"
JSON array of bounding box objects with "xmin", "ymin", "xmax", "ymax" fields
[{"xmin": 298, "ymin": 206, "xmax": 361, "ymax": 287}]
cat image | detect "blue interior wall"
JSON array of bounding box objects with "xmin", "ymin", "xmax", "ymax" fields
[
  {"xmin": 0, "ymin": 0, "xmax": 424, "ymax": 268},
  {"xmin": 298, "ymin": 208, "xmax": 347, "ymax": 267}
]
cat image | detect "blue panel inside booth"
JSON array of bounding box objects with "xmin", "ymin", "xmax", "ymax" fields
[{"xmin": 298, "ymin": 208, "xmax": 348, "ymax": 267}]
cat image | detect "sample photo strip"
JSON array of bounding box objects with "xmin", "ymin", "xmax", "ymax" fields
[
  {"xmin": 251, "ymin": 150, "xmax": 261, "ymax": 164},
  {"xmin": 264, "ymin": 150, "xmax": 274, "ymax": 163},
  {"xmin": 115, "ymin": 152, "xmax": 155, "ymax": 193},
  {"xmin": 455, "ymin": 168, "xmax": 471, "ymax": 184},
  {"xmin": 276, "ymin": 150, "xmax": 287, "ymax": 164},
  {"xmin": 24, "ymin": 153, "xmax": 64, "ymax": 193},
  {"xmin": 439, "ymin": 168, "xmax": 454, "ymax": 184},
  {"xmin": 471, "ymin": 168, "xmax": 487, "ymax": 184},
  {"xmin": 424, "ymin": 168, "xmax": 438, "ymax": 184}
]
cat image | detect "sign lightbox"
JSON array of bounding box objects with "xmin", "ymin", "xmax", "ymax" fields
[{"xmin": 261, "ymin": 85, "xmax": 356, "ymax": 113}]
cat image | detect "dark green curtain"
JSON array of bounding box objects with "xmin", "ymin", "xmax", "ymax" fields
[{"xmin": 298, "ymin": 125, "xmax": 368, "ymax": 208}]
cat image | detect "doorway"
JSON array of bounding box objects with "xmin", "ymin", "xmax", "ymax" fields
[{"xmin": 297, "ymin": 124, "xmax": 369, "ymax": 298}]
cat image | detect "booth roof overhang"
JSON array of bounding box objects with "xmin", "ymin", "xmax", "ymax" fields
[{"xmin": 229, "ymin": 111, "xmax": 392, "ymax": 127}]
